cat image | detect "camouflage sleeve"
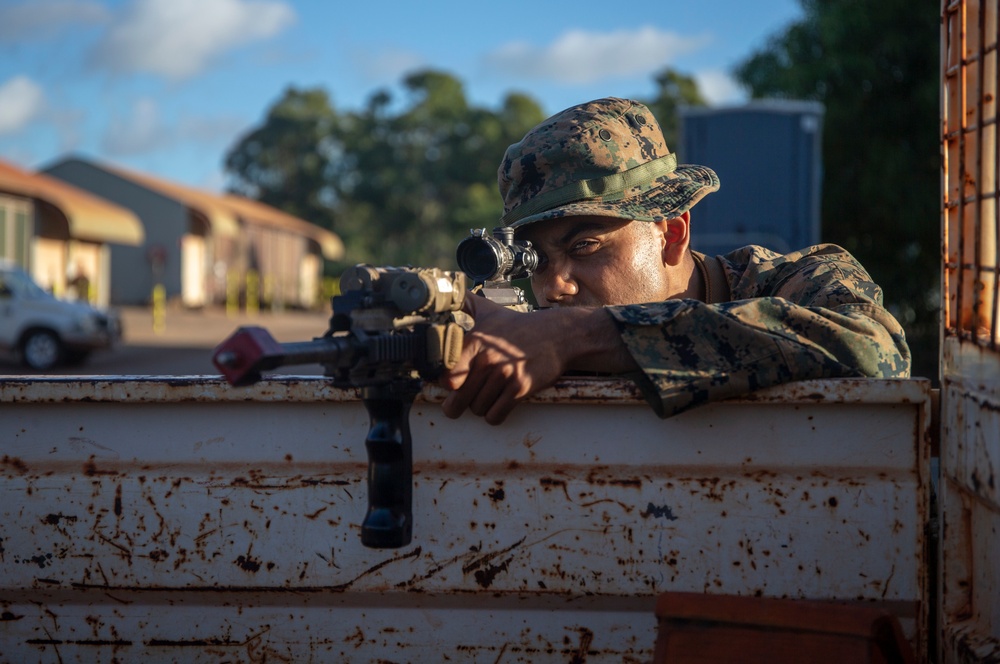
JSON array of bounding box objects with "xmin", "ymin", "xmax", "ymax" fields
[{"xmin": 605, "ymin": 244, "xmax": 911, "ymax": 418}]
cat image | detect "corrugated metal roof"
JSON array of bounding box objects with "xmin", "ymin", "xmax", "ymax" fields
[
  {"xmin": 0, "ymin": 159, "xmax": 144, "ymax": 246},
  {"xmin": 221, "ymin": 194, "xmax": 344, "ymax": 260},
  {"xmin": 90, "ymin": 160, "xmax": 343, "ymax": 258},
  {"xmin": 95, "ymin": 162, "xmax": 241, "ymax": 237}
]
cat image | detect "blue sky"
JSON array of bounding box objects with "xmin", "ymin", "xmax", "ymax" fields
[{"xmin": 0, "ymin": 0, "xmax": 802, "ymax": 191}]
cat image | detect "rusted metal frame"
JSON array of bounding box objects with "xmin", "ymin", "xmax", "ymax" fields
[
  {"xmin": 942, "ymin": 0, "xmax": 952, "ymax": 349},
  {"xmin": 952, "ymin": 0, "xmax": 968, "ymax": 339},
  {"xmin": 969, "ymin": 0, "xmax": 1000, "ymax": 350},
  {"xmin": 943, "ymin": 0, "xmax": 1000, "ymax": 349},
  {"xmin": 941, "ymin": 0, "xmax": 961, "ymax": 335},
  {"xmin": 992, "ymin": 5, "xmax": 1000, "ymax": 351},
  {"xmin": 974, "ymin": 0, "xmax": 985, "ymax": 345}
]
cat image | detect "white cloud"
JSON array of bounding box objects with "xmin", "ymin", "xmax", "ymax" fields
[
  {"xmin": 0, "ymin": 76, "xmax": 46, "ymax": 135},
  {"xmin": 0, "ymin": 1, "xmax": 110, "ymax": 42},
  {"xmin": 695, "ymin": 70, "xmax": 747, "ymax": 105},
  {"xmin": 102, "ymin": 97, "xmax": 249, "ymax": 157},
  {"xmin": 102, "ymin": 97, "xmax": 164, "ymax": 155},
  {"xmin": 484, "ymin": 27, "xmax": 710, "ymax": 84},
  {"xmin": 90, "ymin": 0, "xmax": 295, "ymax": 80}
]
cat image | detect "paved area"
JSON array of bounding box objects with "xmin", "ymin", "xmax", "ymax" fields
[{"xmin": 120, "ymin": 304, "xmax": 332, "ymax": 348}]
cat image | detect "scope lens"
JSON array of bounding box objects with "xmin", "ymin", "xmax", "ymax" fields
[{"xmin": 456, "ymin": 236, "xmax": 504, "ymax": 282}]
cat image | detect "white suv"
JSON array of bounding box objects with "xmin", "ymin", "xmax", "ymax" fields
[{"xmin": 0, "ymin": 261, "xmax": 121, "ymax": 370}]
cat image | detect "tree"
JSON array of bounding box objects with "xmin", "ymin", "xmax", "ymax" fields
[
  {"xmin": 644, "ymin": 68, "xmax": 708, "ymax": 151},
  {"xmin": 225, "ymin": 87, "xmax": 341, "ymax": 229},
  {"xmin": 733, "ymin": 0, "xmax": 940, "ymax": 381}
]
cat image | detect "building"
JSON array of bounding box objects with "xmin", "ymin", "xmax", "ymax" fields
[
  {"xmin": 679, "ymin": 100, "xmax": 824, "ymax": 257},
  {"xmin": 44, "ymin": 157, "xmax": 343, "ymax": 308},
  {"xmin": 0, "ymin": 159, "xmax": 144, "ymax": 307}
]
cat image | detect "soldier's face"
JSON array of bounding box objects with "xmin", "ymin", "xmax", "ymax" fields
[{"xmin": 518, "ymin": 216, "xmax": 677, "ymax": 307}]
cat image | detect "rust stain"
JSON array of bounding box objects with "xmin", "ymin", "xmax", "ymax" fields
[
  {"xmin": 147, "ymin": 638, "xmax": 241, "ymax": 647},
  {"xmin": 331, "ymin": 546, "xmax": 423, "ymax": 592},
  {"xmin": 1, "ymin": 455, "xmax": 28, "ymax": 473},
  {"xmin": 539, "ymin": 477, "xmax": 571, "ymax": 501},
  {"xmin": 113, "ymin": 484, "xmax": 123, "ymax": 517},
  {"xmin": 486, "ymin": 483, "xmax": 505, "ymax": 503},
  {"xmin": 569, "ymin": 626, "xmax": 595, "ymax": 664},
  {"xmin": 300, "ymin": 478, "xmax": 352, "ymax": 486},
  {"xmin": 472, "ymin": 557, "xmax": 511, "ymax": 589},
  {"xmin": 234, "ymin": 554, "xmax": 262, "ymax": 573},
  {"xmin": 344, "ymin": 626, "xmax": 365, "ymax": 648},
  {"xmin": 95, "ymin": 532, "xmax": 132, "ymax": 558},
  {"xmin": 578, "ymin": 498, "xmax": 633, "ymax": 513},
  {"xmin": 19, "ymin": 552, "xmax": 56, "ymax": 569},
  {"xmin": 462, "ymin": 537, "xmax": 525, "ymax": 589},
  {"xmin": 640, "ymin": 503, "xmax": 679, "ymax": 520},
  {"xmin": 43, "ymin": 513, "xmax": 78, "ymax": 526},
  {"xmin": 83, "ymin": 458, "xmax": 118, "ymax": 477},
  {"xmin": 522, "ymin": 434, "xmax": 541, "ymax": 449},
  {"xmin": 304, "ymin": 506, "xmax": 329, "ymax": 520},
  {"xmin": 28, "ymin": 639, "xmax": 132, "ymax": 646}
]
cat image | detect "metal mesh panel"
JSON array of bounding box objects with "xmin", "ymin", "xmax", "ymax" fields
[{"xmin": 943, "ymin": 0, "xmax": 1000, "ymax": 348}]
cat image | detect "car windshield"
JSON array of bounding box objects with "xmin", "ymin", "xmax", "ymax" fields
[{"xmin": 0, "ymin": 267, "xmax": 52, "ymax": 300}]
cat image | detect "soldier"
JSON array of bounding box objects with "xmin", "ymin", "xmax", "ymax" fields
[{"xmin": 440, "ymin": 97, "xmax": 910, "ymax": 425}]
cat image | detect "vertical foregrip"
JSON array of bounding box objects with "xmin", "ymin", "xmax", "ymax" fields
[{"xmin": 360, "ymin": 385, "xmax": 415, "ymax": 548}]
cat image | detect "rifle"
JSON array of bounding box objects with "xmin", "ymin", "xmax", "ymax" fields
[{"xmin": 212, "ymin": 227, "xmax": 538, "ymax": 549}]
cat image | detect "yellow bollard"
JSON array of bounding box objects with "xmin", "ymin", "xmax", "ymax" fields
[
  {"xmin": 322, "ymin": 276, "xmax": 339, "ymax": 302},
  {"xmin": 263, "ymin": 274, "xmax": 274, "ymax": 312},
  {"xmin": 226, "ymin": 270, "xmax": 239, "ymax": 319},
  {"xmin": 152, "ymin": 284, "xmax": 166, "ymax": 334},
  {"xmin": 246, "ymin": 270, "xmax": 259, "ymax": 317}
]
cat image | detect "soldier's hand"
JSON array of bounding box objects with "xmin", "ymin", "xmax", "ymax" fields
[
  {"xmin": 439, "ymin": 296, "xmax": 636, "ymax": 425},
  {"xmin": 439, "ymin": 295, "xmax": 565, "ymax": 425}
]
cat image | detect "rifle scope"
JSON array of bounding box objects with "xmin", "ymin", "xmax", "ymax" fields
[{"xmin": 456, "ymin": 226, "xmax": 539, "ymax": 285}]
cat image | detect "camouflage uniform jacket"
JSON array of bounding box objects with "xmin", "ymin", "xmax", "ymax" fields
[{"xmin": 605, "ymin": 243, "xmax": 911, "ymax": 418}]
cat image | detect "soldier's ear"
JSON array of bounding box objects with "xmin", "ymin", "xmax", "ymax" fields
[{"xmin": 662, "ymin": 211, "xmax": 691, "ymax": 266}]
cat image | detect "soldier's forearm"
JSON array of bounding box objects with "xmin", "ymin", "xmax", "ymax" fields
[{"xmin": 537, "ymin": 306, "xmax": 638, "ymax": 375}]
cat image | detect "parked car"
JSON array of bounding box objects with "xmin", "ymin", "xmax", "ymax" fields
[{"xmin": 0, "ymin": 261, "xmax": 121, "ymax": 370}]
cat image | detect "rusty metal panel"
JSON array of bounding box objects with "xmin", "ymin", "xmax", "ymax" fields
[
  {"xmin": 0, "ymin": 376, "xmax": 930, "ymax": 662},
  {"xmin": 939, "ymin": 339, "xmax": 1000, "ymax": 664},
  {"xmin": 941, "ymin": 0, "xmax": 1000, "ymax": 660}
]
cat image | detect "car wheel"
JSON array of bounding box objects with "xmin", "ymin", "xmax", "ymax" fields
[{"xmin": 21, "ymin": 330, "xmax": 63, "ymax": 371}]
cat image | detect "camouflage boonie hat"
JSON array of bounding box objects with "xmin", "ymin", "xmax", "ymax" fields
[{"xmin": 498, "ymin": 97, "xmax": 720, "ymax": 229}]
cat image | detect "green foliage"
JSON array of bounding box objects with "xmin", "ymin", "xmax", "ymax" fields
[
  {"xmin": 733, "ymin": 0, "xmax": 941, "ymax": 381},
  {"xmin": 225, "ymin": 72, "xmax": 545, "ymax": 269},
  {"xmin": 644, "ymin": 68, "xmax": 709, "ymax": 151},
  {"xmin": 225, "ymin": 87, "xmax": 341, "ymax": 229}
]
